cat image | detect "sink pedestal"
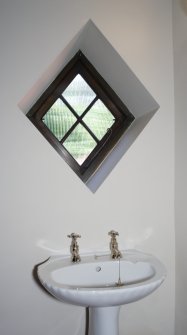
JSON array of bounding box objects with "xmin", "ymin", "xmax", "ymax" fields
[{"xmin": 89, "ymin": 306, "xmax": 120, "ymax": 335}]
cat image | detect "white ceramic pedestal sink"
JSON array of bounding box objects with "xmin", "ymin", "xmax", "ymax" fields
[{"xmin": 37, "ymin": 250, "xmax": 166, "ymax": 335}]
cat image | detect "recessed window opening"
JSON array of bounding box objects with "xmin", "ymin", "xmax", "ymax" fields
[{"xmin": 27, "ymin": 51, "xmax": 135, "ymax": 182}]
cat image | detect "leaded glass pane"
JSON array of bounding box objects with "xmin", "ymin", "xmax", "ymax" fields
[
  {"xmin": 83, "ymin": 99, "xmax": 115, "ymax": 140},
  {"xmin": 63, "ymin": 124, "xmax": 97, "ymax": 165},
  {"xmin": 43, "ymin": 98, "xmax": 77, "ymax": 141},
  {"xmin": 62, "ymin": 74, "xmax": 96, "ymax": 116}
]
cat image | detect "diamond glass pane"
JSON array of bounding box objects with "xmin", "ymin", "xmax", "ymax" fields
[
  {"xmin": 63, "ymin": 124, "xmax": 97, "ymax": 165},
  {"xmin": 43, "ymin": 98, "xmax": 77, "ymax": 141},
  {"xmin": 83, "ymin": 99, "xmax": 115, "ymax": 140},
  {"xmin": 62, "ymin": 74, "xmax": 96, "ymax": 116}
]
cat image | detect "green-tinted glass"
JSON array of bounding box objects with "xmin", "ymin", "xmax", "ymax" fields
[
  {"xmin": 62, "ymin": 74, "xmax": 96, "ymax": 116},
  {"xmin": 43, "ymin": 98, "xmax": 77, "ymax": 141},
  {"xmin": 83, "ymin": 99, "xmax": 115, "ymax": 140},
  {"xmin": 63, "ymin": 124, "xmax": 97, "ymax": 165}
]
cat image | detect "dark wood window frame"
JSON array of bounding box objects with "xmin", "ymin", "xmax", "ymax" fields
[{"xmin": 27, "ymin": 51, "xmax": 135, "ymax": 182}]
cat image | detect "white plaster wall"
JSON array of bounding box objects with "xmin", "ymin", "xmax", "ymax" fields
[
  {"xmin": 0, "ymin": 1, "xmax": 175, "ymax": 334},
  {"xmin": 173, "ymin": 0, "xmax": 187, "ymax": 334}
]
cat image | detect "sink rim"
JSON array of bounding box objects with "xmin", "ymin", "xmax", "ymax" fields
[{"xmin": 37, "ymin": 250, "xmax": 166, "ymax": 292}]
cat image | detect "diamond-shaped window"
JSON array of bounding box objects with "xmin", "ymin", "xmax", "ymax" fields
[{"xmin": 27, "ymin": 51, "xmax": 134, "ymax": 182}]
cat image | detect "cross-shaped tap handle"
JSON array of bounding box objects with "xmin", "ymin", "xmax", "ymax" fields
[
  {"xmin": 67, "ymin": 233, "xmax": 81, "ymax": 239},
  {"xmin": 108, "ymin": 230, "xmax": 119, "ymax": 237}
]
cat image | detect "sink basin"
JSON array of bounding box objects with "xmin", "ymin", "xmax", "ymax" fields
[{"xmin": 37, "ymin": 250, "xmax": 166, "ymax": 308}]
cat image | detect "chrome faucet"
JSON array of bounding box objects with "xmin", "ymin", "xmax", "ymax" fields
[
  {"xmin": 67, "ymin": 233, "xmax": 81, "ymax": 263},
  {"xmin": 108, "ymin": 230, "xmax": 122, "ymax": 259}
]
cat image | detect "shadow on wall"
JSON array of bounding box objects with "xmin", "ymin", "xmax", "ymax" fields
[
  {"xmin": 32, "ymin": 259, "xmax": 55, "ymax": 299},
  {"xmin": 180, "ymin": 0, "xmax": 187, "ymax": 14}
]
